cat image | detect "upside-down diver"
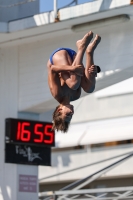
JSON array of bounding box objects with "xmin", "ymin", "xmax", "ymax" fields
[{"xmin": 47, "ymin": 31, "xmax": 101, "ymax": 133}]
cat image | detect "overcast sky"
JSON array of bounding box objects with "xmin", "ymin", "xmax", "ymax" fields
[{"xmin": 40, "ymin": 0, "xmax": 93, "ymax": 12}]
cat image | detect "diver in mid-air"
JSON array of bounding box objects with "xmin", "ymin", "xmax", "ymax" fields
[{"xmin": 47, "ymin": 31, "xmax": 101, "ymax": 133}]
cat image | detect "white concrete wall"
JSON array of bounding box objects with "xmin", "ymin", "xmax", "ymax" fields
[
  {"xmin": 17, "ymin": 17, "xmax": 133, "ymax": 113},
  {"xmin": 0, "ymin": 46, "xmax": 18, "ymax": 200},
  {"xmin": 39, "ymin": 144, "xmax": 133, "ymax": 184},
  {"xmin": 0, "ymin": 46, "xmax": 38, "ymax": 200},
  {"xmin": 71, "ymin": 92, "xmax": 133, "ymax": 123},
  {"xmin": 60, "ymin": 0, "xmax": 131, "ymax": 20}
]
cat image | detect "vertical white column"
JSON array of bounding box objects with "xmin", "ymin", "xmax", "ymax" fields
[
  {"xmin": 0, "ymin": 47, "xmax": 18, "ymax": 200},
  {"xmin": 0, "ymin": 46, "xmax": 38, "ymax": 200},
  {"xmin": 54, "ymin": 0, "xmax": 58, "ymax": 19}
]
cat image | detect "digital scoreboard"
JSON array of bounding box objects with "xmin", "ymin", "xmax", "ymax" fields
[
  {"xmin": 5, "ymin": 118, "xmax": 55, "ymax": 147},
  {"xmin": 5, "ymin": 118, "xmax": 55, "ymax": 166}
]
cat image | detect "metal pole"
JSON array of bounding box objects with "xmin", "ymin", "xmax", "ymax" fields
[
  {"xmin": 113, "ymin": 191, "xmax": 133, "ymax": 200},
  {"xmin": 54, "ymin": 187, "xmax": 133, "ymax": 195},
  {"xmin": 54, "ymin": 0, "xmax": 57, "ymax": 19}
]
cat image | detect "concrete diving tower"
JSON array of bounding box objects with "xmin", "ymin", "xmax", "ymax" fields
[{"xmin": 0, "ymin": 0, "xmax": 133, "ymax": 113}]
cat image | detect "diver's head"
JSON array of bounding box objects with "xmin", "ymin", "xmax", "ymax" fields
[{"xmin": 52, "ymin": 104, "xmax": 74, "ymax": 133}]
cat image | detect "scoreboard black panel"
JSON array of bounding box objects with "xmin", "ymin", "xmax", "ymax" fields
[
  {"xmin": 5, "ymin": 118, "xmax": 55, "ymax": 166},
  {"xmin": 5, "ymin": 143, "xmax": 51, "ymax": 166}
]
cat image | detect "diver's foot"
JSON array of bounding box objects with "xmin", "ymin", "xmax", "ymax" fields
[
  {"xmin": 76, "ymin": 31, "xmax": 93, "ymax": 50},
  {"xmin": 86, "ymin": 34, "xmax": 101, "ymax": 53}
]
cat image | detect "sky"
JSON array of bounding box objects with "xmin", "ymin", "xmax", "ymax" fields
[{"xmin": 40, "ymin": 0, "xmax": 93, "ymax": 13}]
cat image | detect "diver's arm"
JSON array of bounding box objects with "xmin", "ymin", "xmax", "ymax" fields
[{"xmin": 51, "ymin": 64, "xmax": 83, "ymax": 76}]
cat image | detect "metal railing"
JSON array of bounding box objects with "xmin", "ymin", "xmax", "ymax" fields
[
  {"xmin": 39, "ymin": 187, "xmax": 133, "ymax": 200},
  {"xmin": 39, "ymin": 150, "xmax": 133, "ymax": 182},
  {"xmin": 39, "ymin": 151, "xmax": 133, "ymax": 200}
]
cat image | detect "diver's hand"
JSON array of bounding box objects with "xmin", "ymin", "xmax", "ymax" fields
[
  {"xmin": 88, "ymin": 65, "xmax": 98, "ymax": 77},
  {"xmin": 73, "ymin": 65, "xmax": 84, "ymax": 76}
]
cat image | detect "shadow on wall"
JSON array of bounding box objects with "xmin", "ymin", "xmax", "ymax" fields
[
  {"xmin": 52, "ymin": 148, "xmax": 88, "ymax": 167},
  {"xmin": 0, "ymin": 185, "xmax": 11, "ymax": 200},
  {"xmin": 52, "ymin": 153, "xmax": 71, "ymax": 167},
  {"xmin": 99, "ymin": 0, "xmax": 113, "ymax": 11}
]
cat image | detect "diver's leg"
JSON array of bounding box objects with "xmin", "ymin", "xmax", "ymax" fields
[
  {"xmin": 63, "ymin": 31, "xmax": 94, "ymax": 90},
  {"xmin": 81, "ymin": 34, "xmax": 101, "ymax": 93},
  {"xmin": 72, "ymin": 31, "xmax": 93, "ymax": 66}
]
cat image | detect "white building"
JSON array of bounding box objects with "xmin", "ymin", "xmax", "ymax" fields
[{"xmin": 0, "ymin": 0, "xmax": 133, "ymax": 199}]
